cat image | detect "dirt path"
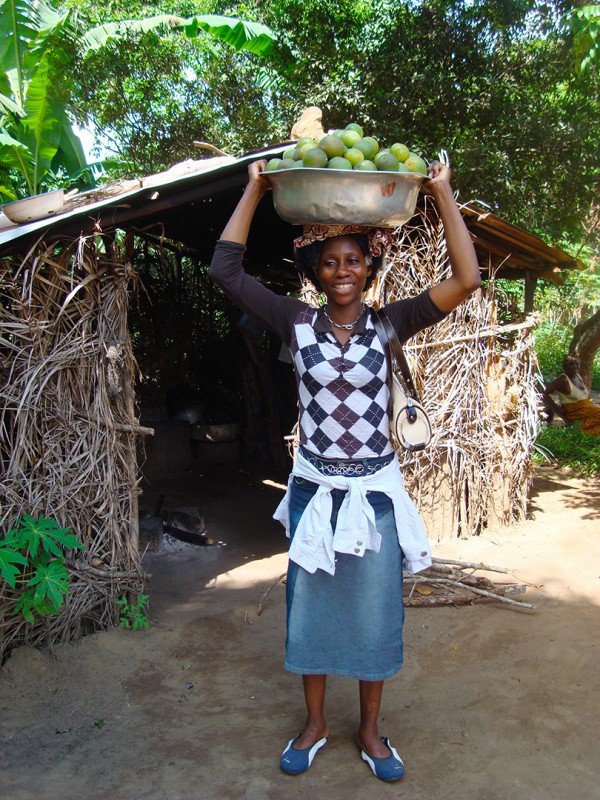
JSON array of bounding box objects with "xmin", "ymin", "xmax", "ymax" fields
[{"xmin": 1, "ymin": 464, "xmax": 598, "ymax": 800}]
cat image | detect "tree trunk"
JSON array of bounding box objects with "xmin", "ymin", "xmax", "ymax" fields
[{"xmin": 569, "ymin": 307, "xmax": 600, "ymax": 389}]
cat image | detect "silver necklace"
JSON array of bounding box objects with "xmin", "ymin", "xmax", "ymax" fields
[{"xmin": 323, "ymin": 304, "xmax": 365, "ymax": 331}]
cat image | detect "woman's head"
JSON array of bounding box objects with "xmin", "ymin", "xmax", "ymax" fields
[
  {"xmin": 563, "ymin": 354, "xmax": 580, "ymax": 375},
  {"xmin": 294, "ymin": 233, "xmax": 384, "ymax": 292}
]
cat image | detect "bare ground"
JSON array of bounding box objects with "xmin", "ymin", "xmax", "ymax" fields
[{"xmin": 0, "ymin": 462, "xmax": 599, "ymax": 800}]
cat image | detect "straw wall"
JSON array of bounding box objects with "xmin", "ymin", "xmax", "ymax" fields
[
  {"xmin": 375, "ymin": 200, "xmax": 539, "ymax": 539},
  {"xmin": 0, "ymin": 234, "xmax": 145, "ymax": 661}
]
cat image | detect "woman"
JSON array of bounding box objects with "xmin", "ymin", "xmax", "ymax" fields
[
  {"xmin": 542, "ymin": 355, "xmax": 600, "ymax": 436},
  {"xmin": 209, "ymin": 158, "xmax": 481, "ymax": 781}
]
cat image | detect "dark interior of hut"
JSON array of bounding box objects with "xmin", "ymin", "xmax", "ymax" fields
[{"xmin": 127, "ymin": 179, "xmax": 303, "ymax": 500}]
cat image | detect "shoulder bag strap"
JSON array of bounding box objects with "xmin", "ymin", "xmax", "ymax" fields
[{"xmin": 370, "ymin": 307, "xmax": 420, "ymax": 400}]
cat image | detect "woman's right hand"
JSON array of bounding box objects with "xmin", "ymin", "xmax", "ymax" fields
[
  {"xmin": 219, "ymin": 159, "xmax": 269, "ymax": 243},
  {"xmin": 248, "ymin": 159, "xmax": 271, "ymax": 192}
]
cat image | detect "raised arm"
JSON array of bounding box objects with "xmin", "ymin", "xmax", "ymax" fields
[
  {"xmin": 210, "ymin": 159, "xmax": 303, "ymax": 344},
  {"xmin": 220, "ymin": 160, "xmax": 270, "ymax": 244},
  {"xmin": 426, "ymin": 162, "xmax": 482, "ymax": 313}
]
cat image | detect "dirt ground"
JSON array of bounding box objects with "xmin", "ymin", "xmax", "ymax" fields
[{"xmin": 1, "ymin": 460, "xmax": 599, "ymax": 800}]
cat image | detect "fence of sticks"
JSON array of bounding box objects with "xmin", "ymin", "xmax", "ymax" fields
[
  {"xmin": 372, "ymin": 199, "xmax": 539, "ymax": 539},
  {"xmin": 0, "ymin": 234, "xmax": 146, "ymax": 662}
]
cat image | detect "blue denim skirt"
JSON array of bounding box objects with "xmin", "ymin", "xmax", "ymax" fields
[{"xmin": 285, "ymin": 475, "xmax": 405, "ymax": 681}]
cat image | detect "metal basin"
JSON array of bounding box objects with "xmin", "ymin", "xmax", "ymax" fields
[
  {"xmin": 265, "ymin": 168, "xmax": 426, "ymax": 227},
  {"xmin": 2, "ymin": 187, "xmax": 78, "ymax": 224}
]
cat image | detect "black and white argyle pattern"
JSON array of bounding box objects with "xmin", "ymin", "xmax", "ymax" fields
[{"xmin": 291, "ymin": 306, "xmax": 393, "ymax": 459}]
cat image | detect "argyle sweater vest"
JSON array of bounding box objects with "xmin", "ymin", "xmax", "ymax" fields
[{"xmin": 290, "ymin": 305, "xmax": 393, "ymax": 459}]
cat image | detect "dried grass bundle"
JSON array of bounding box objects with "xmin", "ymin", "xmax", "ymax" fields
[{"xmin": 0, "ymin": 234, "xmax": 145, "ymax": 661}]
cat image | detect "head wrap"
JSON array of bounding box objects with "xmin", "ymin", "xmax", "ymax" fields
[{"xmin": 293, "ymin": 224, "xmax": 394, "ymax": 257}]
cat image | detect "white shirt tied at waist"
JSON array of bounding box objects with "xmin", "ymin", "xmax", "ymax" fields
[{"xmin": 273, "ymin": 449, "xmax": 432, "ymax": 576}]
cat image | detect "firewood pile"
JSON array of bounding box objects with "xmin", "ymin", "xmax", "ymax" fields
[{"xmin": 404, "ymin": 558, "xmax": 533, "ymax": 609}]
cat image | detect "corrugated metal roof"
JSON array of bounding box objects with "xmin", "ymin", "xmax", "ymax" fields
[
  {"xmin": 0, "ymin": 144, "xmax": 584, "ymax": 283},
  {"xmin": 461, "ymin": 203, "xmax": 585, "ymax": 280}
]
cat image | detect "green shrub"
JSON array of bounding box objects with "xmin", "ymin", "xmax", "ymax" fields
[
  {"xmin": 117, "ymin": 594, "xmax": 151, "ymax": 630},
  {"xmin": 534, "ymin": 424, "xmax": 600, "ymax": 476}
]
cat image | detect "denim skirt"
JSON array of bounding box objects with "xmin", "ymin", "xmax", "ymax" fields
[{"xmin": 285, "ymin": 475, "xmax": 405, "ymax": 681}]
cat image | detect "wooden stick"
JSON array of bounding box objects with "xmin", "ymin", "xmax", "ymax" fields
[
  {"xmin": 74, "ymin": 410, "xmax": 155, "ymax": 436},
  {"xmin": 257, "ymin": 573, "xmax": 286, "ymax": 616},
  {"xmin": 412, "ymin": 316, "xmax": 538, "ymax": 350},
  {"xmin": 432, "ymin": 557, "xmax": 513, "ymax": 574},
  {"xmin": 66, "ymin": 559, "xmax": 148, "ymax": 580}
]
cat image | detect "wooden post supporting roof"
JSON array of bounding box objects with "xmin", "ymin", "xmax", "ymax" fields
[{"xmin": 524, "ymin": 271, "xmax": 538, "ymax": 313}]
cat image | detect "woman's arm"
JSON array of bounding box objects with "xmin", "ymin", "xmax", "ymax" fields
[
  {"xmin": 542, "ymin": 375, "xmax": 571, "ymax": 424},
  {"xmin": 210, "ymin": 160, "xmax": 303, "ymax": 344},
  {"xmin": 426, "ymin": 162, "xmax": 482, "ymax": 313},
  {"xmin": 220, "ymin": 160, "xmax": 269, "ymax": 245}
]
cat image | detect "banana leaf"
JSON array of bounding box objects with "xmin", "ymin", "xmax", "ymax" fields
[
  {"xmin": 19, "ymin": 58, "xmax": 61, "ymax": 191},
  {"xmin": 80, "ymin": 14, "xmax": 275, "ymax": 57},
  {"xmin": 0, "ymin": 127, "xmax": 33, "ymax": 193},
  {"xmin": 0, "ymin": 0, "xmax": 66, "ymax": 105},
  {"xmin": 52, "ymin": 119, "xmax": 95, "ymax": 188}
]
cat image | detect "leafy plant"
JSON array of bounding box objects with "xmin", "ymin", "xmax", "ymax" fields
[
  {"xmin": 0, "ymin": 514, "xmax": 86, "ymax": 622},
  {"xmin": 116, "ymin": 593, "xmax": 150, "ymax": 630},
  {"xmin": 534, "ymin": 423, "xmax": 600, "ymax": 476}
]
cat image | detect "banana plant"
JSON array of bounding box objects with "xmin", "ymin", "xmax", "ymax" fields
[{"xmin": 0, "ymin": 0, "xmax": 276, "ymax": 201}]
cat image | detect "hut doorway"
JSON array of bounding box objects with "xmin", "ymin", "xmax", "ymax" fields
[{"xmin": 126, "ymin": 228, "xmax": 297, "ymax": 515}]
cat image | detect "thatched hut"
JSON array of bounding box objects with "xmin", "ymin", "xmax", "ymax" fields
[{"xmin": 0, "ymin": 145, "xmax": 583, "ymax": 660}]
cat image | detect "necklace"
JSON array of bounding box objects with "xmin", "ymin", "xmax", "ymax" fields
[{"xmin": 323, "ymin": 304, "xmax": 365, "ymax": 330}]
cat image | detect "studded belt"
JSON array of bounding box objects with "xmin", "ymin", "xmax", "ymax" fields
[{"xmin": 299, "ymin": 446, "xmax": 395, "ymax": 477}]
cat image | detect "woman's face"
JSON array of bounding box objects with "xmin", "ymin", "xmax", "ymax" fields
[
  {"xmin": 315, "ymin": 236, "xmax": 371, "ymax": 305},
  {"xmin": 564, "ymin": 358, "xmax": 580, "ymax": 377}
]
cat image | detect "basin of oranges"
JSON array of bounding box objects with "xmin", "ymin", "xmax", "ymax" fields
[{"xmin": 264, "ymin": 123, "xmax": 430, "ymax": 227}]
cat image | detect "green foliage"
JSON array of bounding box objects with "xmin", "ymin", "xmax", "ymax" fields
[
  {"xmin": 491, "ymin": 265, "xmax": 600, "ymax": 389},
  {"xmin": 248, "ymin": 0, "xmax": 599, "ymax": 251},
  {"xmin": 568, "ymin": 4, "xmax": 600, "ymax": 74},
  {"xmin": 534, "ymin": 423, "xmax": 600, "ymax": 475},
  {"xmin": 80, "ymin": 13, "xmax": 275, "ymax": 57},
  {"xmin": 67, "ymin": 0, "xmax": 280, "ymax": 172},
  {"xmin": 116, "ymin": 593, "xmax": 151, "ymax": 629},
  {"xmin": 0, "ymin": 0, "xmax": 276, "ymax": 195},
  {"xmin": 531, "ymin": 267, "xmax": 600, "ymax": 388},
  {"xmin": 0, "ymin": 514, "xmax": 86, "ymax": 623},
  {"xmin": 533, "ymin": 319, "xmax": 572, "ymax": 378}
]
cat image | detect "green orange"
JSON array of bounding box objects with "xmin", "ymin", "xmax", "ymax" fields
[
  {"xmin": 303, "ymin": 147, "xmax": 328, "ymax": 168},
  {"xmin": 319, "ymin": 135, "xmax": 347, "ymax": 159},
  {"xmin": 327, "ymin": 156, "xmax": 353, "ymax": 169},
  {"xmin": 405, "ymin": 154, "xmax": 428, "ymax": 175},
  {"xmin": 344, "ymin": 147, "xmax": 365, "ymax": 167},
  {"xmin": 339, "ymin": 129, "xmax": 362, "ymax": 148},
  {"xmin": 345, "ymin": 122, "xmax": 364, "ymax": 137},
  {"xmin": 376, "ymin": 152, "xmax": 400, "ymax": 171},
  {"xmin": 355, "ymin": 136, "xmax": 379, "ymax": 160},
  {"xmin": 354, "ymin": 159, "xmax": 377, "ymax": 171},
  {"xmin": 390, "ymin": 142, "xmax": 410, "ymax": 162}
]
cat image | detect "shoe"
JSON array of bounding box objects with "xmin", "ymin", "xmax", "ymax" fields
[
  {"xmin": 280, "ymin": 734, "xmax": 328, "ymax": 774},
  {"xmin": 360, "ymin": 736, "xmax": 405, "ymax": 781}
]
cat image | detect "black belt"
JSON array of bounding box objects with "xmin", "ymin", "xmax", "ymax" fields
[{"xmin": 299, "ymin": 447, "xmax": 394, "ymax": 477}]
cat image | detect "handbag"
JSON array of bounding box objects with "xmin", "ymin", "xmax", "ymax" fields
[{"xmin": 371, "ymin": 307, "xmax": 432, "ymax": 452}]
